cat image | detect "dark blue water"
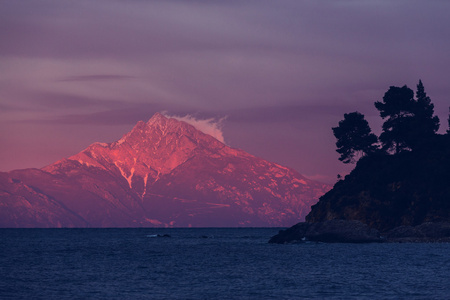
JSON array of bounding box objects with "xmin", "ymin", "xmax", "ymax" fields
[{"xmin": 1, "ymin": 228, "xmax": 449, "ymax": 299}]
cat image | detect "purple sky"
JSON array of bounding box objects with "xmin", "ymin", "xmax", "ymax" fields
[{"xmin": 1, "ymin": 0, "xmax": 449, "ymax": 183}]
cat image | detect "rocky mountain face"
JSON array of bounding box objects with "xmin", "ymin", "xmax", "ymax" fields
[{"xmin": 1, "ymin": 113, "xmax": 330, "ymax": 228}]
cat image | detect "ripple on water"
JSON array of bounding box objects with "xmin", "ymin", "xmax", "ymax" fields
[{"xmin": 1, "ymin": 228, "xmax": 449, "ymax": 299}]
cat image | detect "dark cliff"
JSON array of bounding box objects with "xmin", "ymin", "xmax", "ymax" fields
[{"xmin": 306, "ymin": 134, "xmax": 450, "ymax": 233}]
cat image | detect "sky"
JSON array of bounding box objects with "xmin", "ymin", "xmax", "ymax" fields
[{"xmin": 1, "ymin": 0, "xmax": 449, "ymax": 184}]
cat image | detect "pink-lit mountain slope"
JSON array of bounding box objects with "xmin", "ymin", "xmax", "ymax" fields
[{"xmin": 0, "ymin": 113, "xmax": 330, "ymax": 227}]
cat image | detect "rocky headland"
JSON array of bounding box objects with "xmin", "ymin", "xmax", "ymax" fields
[
  {"xmin": 270, "ymin": 134, "xmax": 450, "ymax": 243},
  {"xmin": 269, "ymin": 220, "xmax": 450, "ymax": 243}
]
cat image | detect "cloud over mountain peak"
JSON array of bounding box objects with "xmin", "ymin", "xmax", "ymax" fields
[{"xmin": 162, "ymin": 112, "xmax": 227, "ymax": 144}]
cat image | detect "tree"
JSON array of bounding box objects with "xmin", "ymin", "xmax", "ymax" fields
[
  {"xmin": 375, "ymin": 82, "xmax": 440, "ymax": 153},
  {"xmin": 375, "ymin": 85, "xmax": 416, "ymax": 153},
  {"xmin": 333, "ymin": 112, "xmax": 378, "ymax": 164},
  {"xmin": 447, "ymin": 107, "xmax": 450, "ymax": 134},
  {"xmin": 413, "ymin": 80, "xmax": 440, "ymax": 143}
]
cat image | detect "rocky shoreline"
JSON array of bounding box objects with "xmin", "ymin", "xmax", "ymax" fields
[{"xmin": 269, "ymin": 220, "xmax": 450, "ymax": 244}]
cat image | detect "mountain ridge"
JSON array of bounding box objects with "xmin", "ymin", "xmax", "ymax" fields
[{"xmin": 1, "ymin": 113, "xmax": 330, "ymax": 227}]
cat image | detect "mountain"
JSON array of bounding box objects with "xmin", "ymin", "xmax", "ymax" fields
[{"xmin": 0, "ymin": 113, "xmax": 330, "ymax": 228}]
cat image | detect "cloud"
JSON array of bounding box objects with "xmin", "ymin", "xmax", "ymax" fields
[
  {"xmin": 59, "ymin": 75, "xmax": 135, "ymax": 82},
  {"xmin": 21, "ymin": 104, "xmax": 167, "ymax": 126},
  {"xmin": 163, "ymin": 113, "xmax": 227, "ymax": 143},
  {"xmin": 31, "ymin": 92, "xmax": 126, "ymax": 109},
  {"xmin": 0, "ymin": 103, "xmax": 24, "ymax": 112},
  {"xmin": 222, "ymin": 101, "xmax": 378, "ymax": 125}
]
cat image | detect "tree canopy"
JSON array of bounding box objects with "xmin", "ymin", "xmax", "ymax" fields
[
  {"xmin": 374, "ymin": 85, "xmax": 416, "ymax": 153},
  {"xmin": 334, "ymin": 80, "xmax": 441, "ymax": 164},
  {"xmin": 413, "ymin": 80, "xmax": 440, "ymax": 143},
  {"xmin": 332, "ymin": 112, "xmax": 378, "ymax": 164},
  {"xmin": 374, "ymin": 81, "xmax": 439, "ymax": 154},
  {"xmin": 447, "ymin": 107, "xmax": 450, "ymax": 134}
]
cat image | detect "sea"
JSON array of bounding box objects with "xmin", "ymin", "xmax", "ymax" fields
[{"xmin": 1, "ymin": 228, "xmax": 449, "ymax": 300}]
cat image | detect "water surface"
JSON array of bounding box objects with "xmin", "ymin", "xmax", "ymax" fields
[{"xmin": 1, "ymin": 228, "xmax": 449, "ymax": 299}]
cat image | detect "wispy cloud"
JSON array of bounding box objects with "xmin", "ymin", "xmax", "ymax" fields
[
  {"xmin": 59, "ymin": 75, "xmax": 135, "ymax": 82},
  {"xmin": 163, "ymin": 113, "xmax": 227, "ymax": 143}
]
